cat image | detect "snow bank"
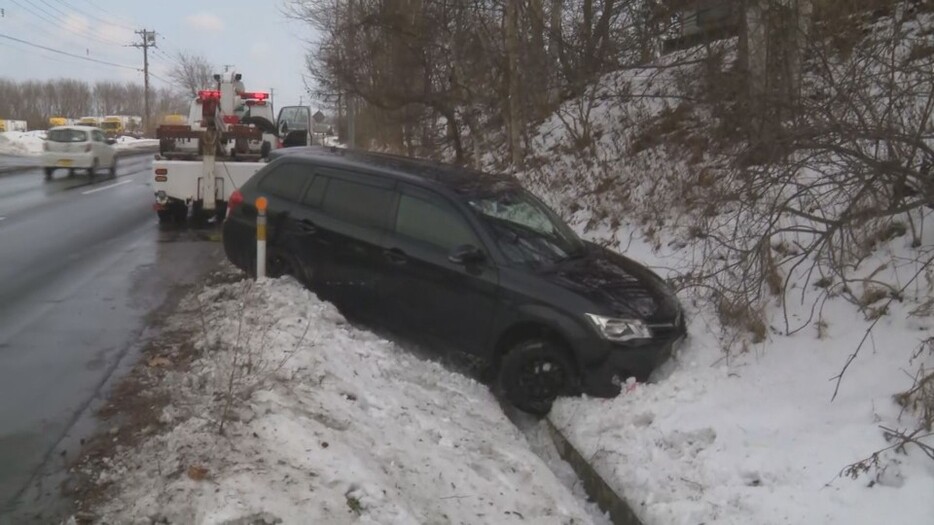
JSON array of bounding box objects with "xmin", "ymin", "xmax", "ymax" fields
[
  {"xmin": 513, "ymin": 19, "xmax": 934, "ymax": 525},
  {"xmin": 86, "ymin": 275, "xmax": 596, "ymax": 524},
  {"xmin": 114, "ymin": 137, "xmax": 159, "ymax": 150},
  {"xmin": 0, "ymin": 131, "xmax": 157, "ymax": 157},
  {"xmin": 0, "ymin": 131, "xmax": 46, "ymax": 156},
  {"xmin": 546, "ymin": 222, "xmax": 934, "ymax": 525}
]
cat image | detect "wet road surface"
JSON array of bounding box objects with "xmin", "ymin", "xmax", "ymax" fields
[{"xmin": 0, "ymin": 157, "xmax": 225, "ymax": 522}]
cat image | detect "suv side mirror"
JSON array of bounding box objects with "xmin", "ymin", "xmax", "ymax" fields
[
  {"xmin": 448, "ymin": 244, "xmax": 485, "ymax": 265},
  {"xmin": 105, "ymin": 138, "xmax": 117, "ymax": 145}
]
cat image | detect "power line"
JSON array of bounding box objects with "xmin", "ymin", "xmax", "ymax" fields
[
  {"xmin": 79, "ymin": 0, "xmax": 136, "ymax": 30},
  {"xmin": 10, "ymin": 0, "xmax": 126, "ymax": 47},
  {"xmin": 150, "ymin": 72, "xmax": 173, "ymax": 85},
  {"xmin": 50, "ymin": 0, "xmax": 135, "ymax": 32},
  {"xmin": 0, "ymin": 32, "xmax": 139, "ymax": 70},
  {"xmin": 0, "ymin": 39, "xmax": 74, "ymax": 67}
]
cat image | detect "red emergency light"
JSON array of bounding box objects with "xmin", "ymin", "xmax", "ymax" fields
[
  {"xmin": 240, "ymin": 92, "xmax": 269, "ymax": 101},
  {"xmin": 223, "ymin": 115, "xmax": 240, "ymax": 124},
  {"xmin": 197, "ymin": 90, "xmax": 221, "ymax": 101}
]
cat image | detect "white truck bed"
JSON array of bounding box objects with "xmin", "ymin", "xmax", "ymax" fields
[{"xmin": 152, "ymin": 158, "xmax": 265, "ymax": 213}]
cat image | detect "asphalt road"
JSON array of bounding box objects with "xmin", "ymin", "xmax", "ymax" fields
[{"xmin": 0, "ymin": 155, "xmax": 225, "ymax": 522}]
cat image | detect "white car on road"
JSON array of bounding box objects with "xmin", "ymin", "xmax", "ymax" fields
[{"xmin": 42, "ymin": 125, "xmax": 118, "ymax": 181}]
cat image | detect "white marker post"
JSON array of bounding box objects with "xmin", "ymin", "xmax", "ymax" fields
[{"xmin": 256, "ymin": 196, "xmax": 268, "ymax": 279}]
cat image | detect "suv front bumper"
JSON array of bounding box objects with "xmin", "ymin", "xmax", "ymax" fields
[{"xmin": 580, "ymin": 331, "xmax": 687, "ymax": 398}]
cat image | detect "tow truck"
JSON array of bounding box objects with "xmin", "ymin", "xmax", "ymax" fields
[{"xmin": 152, "ymin": 72, "xmax": 317, "ymax": 223}]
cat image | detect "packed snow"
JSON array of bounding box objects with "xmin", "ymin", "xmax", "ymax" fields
[
  {"xmin": 0, "ymin": 131, "xmax": 158, "ymax": 157},
  {"xmin": 510, "ymin": 22, "xmax": 934, "ymax": 524},
  {"xmin": 79, "ymin": 274, "xmax": 601, "ymax": 524},
  {"xmin": 0, "ymin": 131, "xmax": 46, "ymax": 156},
  {"xmin": 544, "ymin": 219, "xmax": 934, "ymax": 525}
]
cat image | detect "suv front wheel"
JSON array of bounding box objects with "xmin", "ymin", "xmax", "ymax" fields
[{"xmin": 497, "ymin": 338, "xmax": 579, "ymax": 416}]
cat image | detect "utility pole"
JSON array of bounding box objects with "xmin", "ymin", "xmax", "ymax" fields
[
  {"xmin": 223, "ymin": 64, "xmax": 235, "ymax": 73},
  {"xmin": 269, "ymin": 88, "xmax": 275, "ymax": 110},
  {"xmin": 132, "ymin": 29, "xmax": 157, "ymax": 135},
  {"xmin": 347, "ymin": 94, "xmax": 355, "ymax": 148}
]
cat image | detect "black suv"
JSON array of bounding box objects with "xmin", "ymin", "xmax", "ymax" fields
[{"xmin": 223, "ymin": 147, "xmax": 685, "ymax": 414}]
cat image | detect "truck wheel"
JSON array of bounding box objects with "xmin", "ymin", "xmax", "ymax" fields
[
  {"xmin": 260, "ymin": 140, "xmax": 271, "ymax": 159},
  {"xmin": 215, "ymin": 201, "xmax": 228, "ymax": 223},
  {"xmin": 157, "ymin": 203, "xmax": 187, "ymax": 224},
  {"xmin": 157, "ymin": 209, "xmax": 174, "ymax": 223},
  {"xmin": 44, "ymin": 167, "xmax": 54, "ymax": 181}
]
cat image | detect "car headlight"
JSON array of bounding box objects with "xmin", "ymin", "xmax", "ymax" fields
[{"xmin": 585, "ymin": 314, "xmax": 652, "ymax": 342}]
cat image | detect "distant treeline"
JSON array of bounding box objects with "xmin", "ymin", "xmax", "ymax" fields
[{"xmin": 0, "ymin": 78, "xmax": 188, "ymax": 129}]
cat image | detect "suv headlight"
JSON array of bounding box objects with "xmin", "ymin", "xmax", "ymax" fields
[{"xmin": 585, "ymin": 314, "xmax": 652, "ymax": 342}]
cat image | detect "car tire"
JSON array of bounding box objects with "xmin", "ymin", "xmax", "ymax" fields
[
  {"xmin": 67, "ymin": 168, "xmax": 75, "ymax": 177},
  {"xmin": 89, "ymin": 158, "xmax": 98, "ymax": 180},
  {"xmin": 109, "ymin": 158, "xmax": 117, "ymax": 178},
  {"xmin": 267, "ymin": 248, "xmax": 310, "ymax": 285},
  {"xmin": 44, "ymin": 167, "xmax": 54, "ymax": 181},
  {"xmin": 497, "ymin": 338, "xmax": 579, "ymax": 416}
]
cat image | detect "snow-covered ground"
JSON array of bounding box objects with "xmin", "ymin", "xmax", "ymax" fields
[
  {"xmin": 510, "ymin": 20, "xmax": 934, "ymax": 524},
  {"xmin": 77, "ymin": 274, "xmax": 604, "ymax": 524},
  {"xmin": 0, "ymin": 130, "xmax": 46, "ymax": 156},
  {"xmin": 544, "ymin": 220, "xmax": 934, "ymax": 525},
  {"xmin": 0, "ymin": 131, "xmax": 158, "ymax": 157}
]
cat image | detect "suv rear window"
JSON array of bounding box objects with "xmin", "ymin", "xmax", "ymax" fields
[
  {"xmin": 321, "ymin": 177, "xmax": 392, "ymax": 228},
  {"xmin": 257, "ymin": 163, "xmax": 309, "ymax": 201},
  {"xmin": 48, "ymin": 129, "xmax": 88, "ymax": 142}
]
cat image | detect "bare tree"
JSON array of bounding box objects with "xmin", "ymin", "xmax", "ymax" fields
[{"xmin": 168, "ymin": 52, "xmax": 216, "ymax": 98}]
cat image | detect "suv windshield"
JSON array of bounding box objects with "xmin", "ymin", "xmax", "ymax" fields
[
  {"xmin": 467, "ymin": 189, "xmax": 584, "ymax": 266},
  {"xmin": 48, "ymin": 129, "xmax": 88, "ymax": 142}
]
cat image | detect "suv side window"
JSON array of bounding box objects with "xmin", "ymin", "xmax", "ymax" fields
[
  {"xmin": 301, "ymin": 174, "xmax": 329, "ymax": 207},
  {"xmin": 395, "ymin": 189, "xmax": 479, "ymax": 252},
  {"xmin": 257, "ymin": 162, "xmax": 310, "ymax": 202},
  {"xmin": 320, "ymin": 175, "xmax": 393, "ymax": 228},
  {"xmin": 92, "ymin": 130, "xmax": 105, "ymax": 142}
]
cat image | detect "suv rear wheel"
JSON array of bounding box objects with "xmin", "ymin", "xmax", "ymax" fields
[
  {"xmin": 267, "ymin": 248, "xmax": 310, "ymax": 286},
  {"xmin": 497, "ymin": 338, "xmax": 579, "ymax": 416}
]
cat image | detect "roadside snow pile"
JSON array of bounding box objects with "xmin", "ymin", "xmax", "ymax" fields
[
  {"xmin": 546, "ymin": 221, "xmax": 934, "ymax": 525},
  {"xmin": 0, "ymin": 131, "xmax": 46, "ymax": 155},
  {"xmin": 513, "ymin": 14, "xmax": 934, "ymax": 524},
  {"xmin": 82, "ymin": 275, "xmax": 596, "ymax": 524},
  {"xmin": 114, "ymin": 136, "xmax": 159, "ymax": 150},
  {"xmin": 0, "ymin": 132, "xmax": 157, "ymax": 156}
]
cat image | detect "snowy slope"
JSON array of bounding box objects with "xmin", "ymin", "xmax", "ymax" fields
[
  {"xmin": 81, "ymin": 274, "xmax": 599, "ymax": 524},
  {"xmin": 545, "ymin": 220, "xmax": 934, "ymax": 525},
  {"xmin": 510, "ymin": 17, "xmax": 934, "ymax": 525}
]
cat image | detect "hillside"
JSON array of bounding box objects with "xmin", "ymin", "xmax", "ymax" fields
[{"xmin": 509, "ymin": 8, "xmax": 934, "ymax": 524}]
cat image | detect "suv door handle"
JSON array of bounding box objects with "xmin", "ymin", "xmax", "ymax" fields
[
  {"xmin": 297, "ymin": 219, "xmax": 317, "ymax": 234},
  {"xmin": 383, "ymin": 248, "xmax": 408, "ymax": 265}
]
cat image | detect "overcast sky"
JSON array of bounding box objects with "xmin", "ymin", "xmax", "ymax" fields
[{"xmin": 0, "ymin": 0, "xmax": 316, "ymax": 108}]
